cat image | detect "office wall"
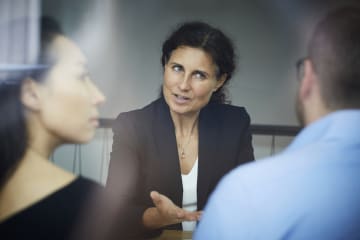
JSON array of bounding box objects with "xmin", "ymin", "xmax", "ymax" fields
[
  {"xmin": 42, "ymin": 0, "xmax": 355, "ymax": 183},
  {"xmin": 42, "ymin": 0, "xmax": 309, "ymax": 123}
]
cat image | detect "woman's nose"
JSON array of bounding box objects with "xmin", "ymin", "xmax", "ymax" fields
[
  {"xmin": 91, "ymin": 82, "xmax": 106, "ymax": 105},
  {"xmin": 179, "ymin": 75, "xmax": 191, "ymax": 91}
]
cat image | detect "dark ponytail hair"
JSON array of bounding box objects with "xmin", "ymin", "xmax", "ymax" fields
[
  {"xmin": 161, "ymin": 21, "xmax": 236, "ymax": 104},
  {"xmin": 0, "ymin": 82, "xmax": 27, "ymax": 186}
]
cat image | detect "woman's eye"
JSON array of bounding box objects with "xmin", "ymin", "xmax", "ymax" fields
[
  {"xmin": 172, "ymin": 65, "xmax": 183, "ymax": 72},
  {"xmin": 194, "ymin": 71, "xmax": 206, "ymax": 80}
]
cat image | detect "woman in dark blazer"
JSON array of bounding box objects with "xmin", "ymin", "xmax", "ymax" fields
[{"xmin": 107, "ymin": 21, "xmax": 254, "ymax": 238}]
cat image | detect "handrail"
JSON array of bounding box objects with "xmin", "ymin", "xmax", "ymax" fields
[
  {"xmin": 99, "ymin": 118, "xmax": 115, "ymax": 129},
  {"xmin": 100, "ymin": 118, "xmax": 301, "ymax": 137},
  {"xmin": 250, "ymin": 124, "xmax": 301, "ymax": 136}
]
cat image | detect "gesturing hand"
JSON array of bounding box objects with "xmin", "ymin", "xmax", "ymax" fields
[{"xmin": 143, "ymin": 191, "xmax": 202, "ymax": 228}]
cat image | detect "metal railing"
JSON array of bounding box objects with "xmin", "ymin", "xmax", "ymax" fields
[{"xmin": 100, "ymin": 118, "xmax": 301, "ymax": 137}]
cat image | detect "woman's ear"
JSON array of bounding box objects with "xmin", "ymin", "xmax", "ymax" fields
[
  {"xmin": 21, "ymin": 78, "xmax": 42, "ymax": 111},
  {"xmin": 214, "ymin": 74, "xmax": 227, "ymax": 92}
]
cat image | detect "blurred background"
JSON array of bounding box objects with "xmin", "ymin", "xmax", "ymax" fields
[{"xmin": 4, "ymin": 0, "xmax": 358, "ymax": 184}]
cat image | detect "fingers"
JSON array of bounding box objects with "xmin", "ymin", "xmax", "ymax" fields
[
  {"xmin": 149, "ymin": 191, "xmax": 201, "ymax": 225},
  {"xmin": 150, "ymin": 191, "xmax": 162, "ymax": 206},
  {"xmin": 150, "ymin": 191, "xmax": 160, "ymax": 199},
  {"xmin": 151, "ymin": 191, "xmax": 179, "ymax": 217},
  {"xmin": 183, "ymin": 210, "xmax": 202, "ymax": 221}
]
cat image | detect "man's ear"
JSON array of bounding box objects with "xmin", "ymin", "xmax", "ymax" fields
[
  {"xmin": 299, "ymin": 60, "xmax": 317, "ymax": 102},
  {"xmin": 21, "ymin": 78, "xmax": 42, "ymax": 111},
  {"xmin": 214, "ymin": 74, "xmax": 227, "ymax": 92}
]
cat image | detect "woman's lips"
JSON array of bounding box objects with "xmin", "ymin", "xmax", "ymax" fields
[
  {"xmin": 90, "ymin": 118, "xmax": 99, "ymax": 127},
  {"xmin": 173, "ymin": 93, "xmax": 191, "ymax": 104}
]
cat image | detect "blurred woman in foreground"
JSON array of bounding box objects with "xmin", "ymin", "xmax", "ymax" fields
[{"xmin": 0, "ymin": 17, "xmax": 105, "ymax": 239}]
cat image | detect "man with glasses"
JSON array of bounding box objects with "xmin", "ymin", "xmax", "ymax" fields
[{"xmin": 195, "ymin": 5, "xmax": 360, "ymax": 240}]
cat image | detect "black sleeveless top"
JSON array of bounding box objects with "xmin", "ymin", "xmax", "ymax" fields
[{"xmin": 0, "ymin": 177, "xmax": 101, "ymax": 240}]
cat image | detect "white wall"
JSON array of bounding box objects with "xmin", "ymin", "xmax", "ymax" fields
[{"xmin": 42, "ymin": 0, "xmax": 356, "ymax": 183}]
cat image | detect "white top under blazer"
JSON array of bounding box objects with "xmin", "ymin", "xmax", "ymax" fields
[{"xmin": 181, "ymin": 158, "xmax": 198, "ymax": 231}]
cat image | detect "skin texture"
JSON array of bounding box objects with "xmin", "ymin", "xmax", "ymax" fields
[
  {"xmin": 25, "ymin": 35, "xmax": 105, "ymax": 147},
  {"xmin": 163, "ymin": 46, "xmax": 225, "ymax": 118}
]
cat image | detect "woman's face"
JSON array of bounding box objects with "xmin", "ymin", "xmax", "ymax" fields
[
  {"xmin": 163, "ymin": 46, "xmax": 225, "ymax": 116},
  {"xmin": 33, "ymin": 35, "xmax": 105, "ymax": 144}
]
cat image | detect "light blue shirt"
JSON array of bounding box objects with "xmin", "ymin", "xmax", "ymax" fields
[{"xmin": 195, "ymin": 110, "xmax": 360, "ymax": 240}]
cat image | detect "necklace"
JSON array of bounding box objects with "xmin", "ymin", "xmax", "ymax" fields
[
  {"xmin": 179, "ymin": 134, "xmax": 193, "ymax": 160},
  {"xmin": 177, "ymin": 121, "xmax": 197, "ymax": 160}
]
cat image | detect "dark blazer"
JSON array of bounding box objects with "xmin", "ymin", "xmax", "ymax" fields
[{"xmin": 107, "ymin": 97, "xmax": 254, "ymax": 238}]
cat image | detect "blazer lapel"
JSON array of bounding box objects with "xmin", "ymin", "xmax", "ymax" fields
[
  {"xmin": 153, "ymin": 98, "xmax": 183, "ymax": 206},
  {"xmin": 197, "ymin": 104, "xmax": 220, "ymax": 210}
]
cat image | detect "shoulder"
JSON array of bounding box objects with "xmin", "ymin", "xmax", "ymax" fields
[
  {"xmin": 221, "ymin": 153, "xmax": 292, "ymax": 186},
  {"xmin": 115, "ymin": 99, "xmax": 158, "ymax": 120},
  {"xmin": 204, "ymin": 103, "xmax": 250, "ymax": 120},
  {"xmin": 72, "ymin": 176, "xmax": 102, "ymax": 187},
  {"xmin": 201, "ymin": 103, "xmax": 251, "ymax": 129},
  {"xmin": 65, "ymin": 177, "xmax": 103, "ymax": 197},
  {"xmin": 206, "ymin": 103, "xmax": 248, "ymax": 113},
  {"xmin": 55, "ymin": 177, "xmax": 103, "ymax": 212},
  {"xmin": 213, "ymin": 147, "xmax": 315, "ymax": 201},
  {"xmin": 113, "ymin": 98, "xmax": 163, "ymax": 129}
]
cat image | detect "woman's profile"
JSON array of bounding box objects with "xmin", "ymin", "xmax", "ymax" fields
[{"xmin": 0, "ymin": 17, "xmax": 105, "ymax": 239}]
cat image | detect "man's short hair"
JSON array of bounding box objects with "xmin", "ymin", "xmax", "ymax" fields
[{"xmin": 309, "ymin": 6, "xmax": 360, "ymax": 110}]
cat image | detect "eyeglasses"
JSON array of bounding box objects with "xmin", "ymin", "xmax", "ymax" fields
[{"xmin": 296, "ymin": 57, "xmax": 308, "ymax": 82}]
